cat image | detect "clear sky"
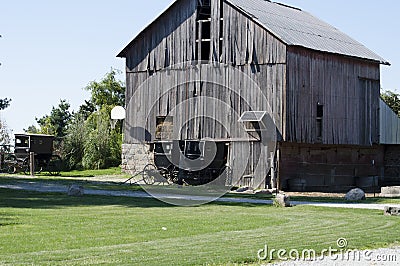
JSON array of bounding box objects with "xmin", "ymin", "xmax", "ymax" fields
[{"xmin": 0, "ymin": 0, "xmax": 399, "ymax": 135}]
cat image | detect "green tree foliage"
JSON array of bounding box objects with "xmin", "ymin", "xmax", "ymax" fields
[
  {"xmin": 84, "ymin": 69, "xmax": 125, "ymax": 109},
  {"xmin": 61, "ymin": 114, "xmax": 87, "ymax": 170},
  {"xmin": 24, "ymin": 125, "xmax": 40, "ymax": 134},
  {"xmin": 77, "ymin": 100, "xmax": 96, "ymax": 120},
  {"xmin": 82, "ymin": 107, "xmax": 115, "ymax": 169},
  {"xmin": 0, "ymin": 98, "xmax": 11, "ymax": 110},
  {"xmin": 381, "ymin": 90, "xmax": 400, "ymax": 117},
  {"xmin": 36, "ymin": 100, "xmax": 72, "ymax": 138}
]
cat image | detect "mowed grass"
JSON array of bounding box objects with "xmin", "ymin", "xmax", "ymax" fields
[{"xmin": 0, "ymin": 189, "xmax": 399, "ymax": 265}]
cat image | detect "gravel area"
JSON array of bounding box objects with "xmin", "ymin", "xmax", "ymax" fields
[
  {"xmin": 1, "ymin": 179, "xmax": 400, "ymax": 210},
  {"xmin": 266, "ymin": 246, "xmax": 399, "ymax": 266}
]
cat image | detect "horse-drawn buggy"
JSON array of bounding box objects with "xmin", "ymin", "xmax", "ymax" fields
[
  {"xmin": 142, "ymin": 140, "xmax": 231, "ymax": 186},
  {"xmin": 13, "ymin": 133, "xmax": 62, "ymax": 175}
]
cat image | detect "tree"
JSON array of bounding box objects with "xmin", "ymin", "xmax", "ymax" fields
[
  {"xmin": 84, "ymin": 69, "xmax": 125, "ymax": 109},
  {"xmin": 36, "ymin": 99, "xmax": 72, "ymax": 138},
  {"xmin": 381, "ymin": 90, "xmax": 400, "ymax": 116},
  {"xmin": 82, "ymin": 107, "xmax": 121, "ymax": 169},
  {"xmin": 0, "ymin": 118, "xmax": 11, "ymax": 145},
  {"xmin": 77, "ymin": 100, "xmax": 96, "ymax": 120},
  {"xmin": 77, "ymin": 69, "xmax": 125, "ymax": 169},
  {"xmin": 61, "ymin": 114, "xmax": 87, "ymax": 170},
  {"xmin": 24, "ymin": 125, "xmax": 40, "ymax": 134},
  {"xmin": 0, "ymin": 98, "xmax": 11, "ymax": 110}
]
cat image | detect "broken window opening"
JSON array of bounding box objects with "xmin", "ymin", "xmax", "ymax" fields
[
  {"xmin": 196, "ymin": 0, "xmax": 211, "ymax": 62},
  {"xmin": 155, "ymin": 116, "xmax": 174, "ymax": 140},
  {"xmin": 316, "ymin": 104, "xmax": 323, "ymax": 141},
  {"xmin": 219, "ymin": 0, "xmax": 224, "ymax": 61}
]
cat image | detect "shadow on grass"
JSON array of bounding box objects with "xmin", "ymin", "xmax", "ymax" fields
[{"xmin": 0, "ymin": 188, "xmax": 262, "ymax": 210}]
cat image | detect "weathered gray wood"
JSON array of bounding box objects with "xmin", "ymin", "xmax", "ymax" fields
[{"xmin": 286, "ymin": 47, "xmax": 380, "ymax": 146}]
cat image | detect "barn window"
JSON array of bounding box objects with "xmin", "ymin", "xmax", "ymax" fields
[
  {"xmin": 316, "ymin": 104, "xmax": 323, "ymax": 140},
  {"xmin": 155, "ymin": 116, "xmax": 174, "ymax": 140},
  {"xmin": 196, "ymin": 0, "xmax": 211, "ymax": 62},
  {"xmin": 219, "ymin": 0, "xmax": 224, "ymax": 61}
]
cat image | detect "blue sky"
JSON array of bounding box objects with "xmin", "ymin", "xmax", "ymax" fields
[{"xmin": 0, "ymin": 0, "xmax": 399, "ymax": 134}]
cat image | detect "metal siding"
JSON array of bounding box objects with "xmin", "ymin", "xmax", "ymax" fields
[
  {"xmin": 380, "ymin": 99, "xmax": 400, "ymax": 144},
  {"xmin": 226, "ymin": 0, "xmax": 389, "ymax": 65}
]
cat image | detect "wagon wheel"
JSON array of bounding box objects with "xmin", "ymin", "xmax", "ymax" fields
[
  {"xmin": 48, "ymin": 155, "xmax": 62, "ymax": 176},
  {"xmin": 168, "ymin": 166, "xmax": 179, "ymax": 184},
  {"xmin": 22, "ymin": 157, "xmax": 30, "ymax": 175},
  {"xmin": 158, "ymin": 167, "xmax": 172, "ymax": 184},
  {"xmin": 142, "ymin": 164, "xmax": 157, "ymax": 185},
  {"xmin": 4, "ymin": 155, "xmax": 17, "ymax": 174},
  {"xmin": 22, "ymin": 157, "xmax": 42, "ymax": 175}
]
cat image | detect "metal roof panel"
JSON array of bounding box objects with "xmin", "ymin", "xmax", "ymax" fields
[{"xmin": 227, "ymin": 0, "xmax": 389, "ymax": 64}]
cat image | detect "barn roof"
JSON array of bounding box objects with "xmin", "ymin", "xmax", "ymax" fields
[
  {"xmin": 118, "ymin": 0, "xmax": 389, "ymax": 65},
  {"xmin": 227, "ymin": 0, "xmax": 389, "ymax": 65}
]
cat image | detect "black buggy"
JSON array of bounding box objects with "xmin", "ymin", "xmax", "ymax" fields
[
  {"xmin": 142, "ymin": 140, "xmax": 231, "ymax": 186},
  {"xmin": 14, "ymin": 134, "xmax": 62, "ymax": 175}
]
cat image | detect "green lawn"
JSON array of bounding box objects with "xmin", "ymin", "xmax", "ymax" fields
[{"xmin": 0, "ymin": 189, "xmax": 399, "ymax": 265}]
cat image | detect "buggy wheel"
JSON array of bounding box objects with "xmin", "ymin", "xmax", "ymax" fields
[
  {"xmin": 142, "ymin": 164, "xmax": 157, "ymax": 185},
  {"xmin": 22, "ymin": 157, "xmax": 42, "ymax": 175},
  {"xmin": 48, "ymin": 155, "xmax": 62, "ymax": 176},
  {"xmin": 22, "ymin": 157, "xmax": 30, "ymax": 175},
  {"xmin": 158, "ymin": 167, "xmax": 172, "ymax": 183},
  {"xmin": 4, "ymin": 155, "xmax": 17, "ymax": 174}
]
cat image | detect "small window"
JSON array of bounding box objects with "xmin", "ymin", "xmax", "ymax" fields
[
  {"xmin": 316, "ymin": 104, "xmax": 323, "ymax": 140},
  {"xmin": 317, "ymin": 104, "xmax": 324, "ymax": 118},
  {"xmin": 155, "ymin": 116, "xmax": 174, "ymax": 140}
]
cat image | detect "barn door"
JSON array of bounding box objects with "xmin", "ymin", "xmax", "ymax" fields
[{"xmin": 358, "ymin": 79, "xmax": 379, "ymax": 145}]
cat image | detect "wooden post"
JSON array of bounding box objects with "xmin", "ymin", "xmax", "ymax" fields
[
  {"xmin": 30, "ymin": 152, "xmax": 35, "ymax": 176},
  {"xmin": 270, "ymin": 151, "xmax": 276, "ymax": 189}
]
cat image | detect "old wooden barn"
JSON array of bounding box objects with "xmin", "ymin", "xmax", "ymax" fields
[{"xmin": 118, "ymin": 0, "xmax": 398, "ymax": 191}]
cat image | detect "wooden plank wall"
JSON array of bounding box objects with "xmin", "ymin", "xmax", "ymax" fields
[
  {"xmin": 380, "ymin": 99, "xmax": 400, "ymax": 144},
  {"xmin": 222, "ymin": 2, "xmax": 286, "ymax": 65},
  {"xmin": 285, "ymin": 47, "xmax": 381, "ymax": 146},
  {"xmin": 124, "ymin": 0, "xmax": 287, "ymax": 143},
  {"xmin": 125, "ymin": 64, "xmax": 285, "ymax": 142},
  {"xmin": 122, "ymin": 0, "xmax": 288, "ymax": 187},
  {"xmin": 125, "ymin": 0, "xmax": 197, "ymax": 72}
]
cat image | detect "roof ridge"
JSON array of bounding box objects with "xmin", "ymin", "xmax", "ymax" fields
[{"xmin": 272, "ymin": 1, "xmax": 302, "ymax": 11}]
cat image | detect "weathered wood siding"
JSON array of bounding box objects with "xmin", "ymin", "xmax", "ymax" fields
[
  {"xmin": 125, "ymin": 0, "xmax": 197, "ymax": 72},
  {"xmin": 125, "ymin": 64, "xmax": 285, "ymax": 140},
  {"xmin": 285, "ymin": 47, "xmax": 381, "ymax": 146},
  {"xmin": 222, "ymin": 2, "xmax": 286, "ymax": 65},
  {"xmin": 380, "ymin": 99, "xmax": 400, "ymax": 144},
  {"xmin": 124, "ymin": 0, "xmax": 287, "ymax": 145},
  {"xmin": 122, "ymin": 0, "xmax": 287, "ymax": 187}
]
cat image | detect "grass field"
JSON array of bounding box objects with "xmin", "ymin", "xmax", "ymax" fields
[{"xmin": 0, "ymin": 188, "xmax": 399, "ymax": 265}]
